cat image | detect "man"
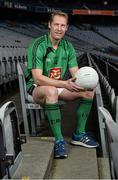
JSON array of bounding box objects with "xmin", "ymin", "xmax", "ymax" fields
[{"xmin": 25, "ymin": 10, "xmax": 99, "ymax": 159}]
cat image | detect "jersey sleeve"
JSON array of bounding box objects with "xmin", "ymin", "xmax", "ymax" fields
[
  {"xmin": 68, "ymin": 43, "xmax": 78, "ymax": 68},
  {"xmin": 27, "ymin": 39, "xmax": 45, "ymax": 69}
]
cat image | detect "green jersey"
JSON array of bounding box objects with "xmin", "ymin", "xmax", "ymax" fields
[{"xmin": 25, "ymin": 33, "xmax": 78, "ymax": 91}]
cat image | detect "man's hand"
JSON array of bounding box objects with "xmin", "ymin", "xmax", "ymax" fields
[{"xmin": 65, "ymin": 77, "xmax": 85, "ymax": 92}]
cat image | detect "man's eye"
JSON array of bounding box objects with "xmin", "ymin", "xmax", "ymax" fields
[{"xmin": 62, "ymin": 25, "xmax": 66, "ymax": 28}]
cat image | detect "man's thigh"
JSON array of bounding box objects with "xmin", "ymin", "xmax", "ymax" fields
[
  {"xmin": 59, "ymin": 88, "xmax": 95, "ymax": 101},
  {"xmin": 58, "ymin": 88, "xmax": 79, "ymax": 101},
  {"xmin": 32, "ymin": 86, "xmax": 94, "ymax": 103},
  {"xmin": 32, "ymin": 86, "xmax": 64, "ymax": 104}
]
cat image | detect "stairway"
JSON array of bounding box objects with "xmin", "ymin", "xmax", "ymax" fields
[
  {"xmin": 12, "ymin": 136, "xmax": 111, "ymax": 179},
  {"xmin": 13, "ymin": 137, "xmax": 54, "ymax": 179}
]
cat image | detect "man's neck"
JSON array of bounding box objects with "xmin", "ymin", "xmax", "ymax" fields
[
  {"xmin": 49, "ymin": 35, "xmax": 60, "ymax": 50},
  {"xmin": 53, "ymin": 43, "xmax": 58, "ymax": 50},
  {"xmin": 52, "ymin": 39, "xmax": 59, "ymax": 50}
]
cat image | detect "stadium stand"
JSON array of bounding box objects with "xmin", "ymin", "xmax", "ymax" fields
[
  {"xmin": 88, "ymin": 53, "xmax": 118, "ymax": 117},
  {"xmin": 0, "ymin": 11, "xmax": 118, "ymax": 177},
  {"xmin": 88, "ymin": 54, "xmax": 118, "ymax": 179},
  {"xmin": 95, "ymin": 25, "xmax": 118, "ymax": 44},
  {"xmin": 67, "ymin": 25, "xmax": 116, "ymax": 48},
  {"xmin": 0, "ymin": 101, "xmax": 23, "ymax": 179}
]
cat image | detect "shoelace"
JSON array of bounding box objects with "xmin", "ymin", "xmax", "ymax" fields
[{"xmin": 55, "ymin": 141, "xmax": 65, "ymax": 151}]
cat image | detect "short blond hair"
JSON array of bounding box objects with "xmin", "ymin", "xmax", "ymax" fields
[{"xmin": 49, "ymin": 10, "xmax": 69, "ymax": 24}]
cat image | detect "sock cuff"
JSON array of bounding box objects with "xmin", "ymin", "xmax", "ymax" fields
[
  {"xmin": 45, "ymin": 103, "xmax": 59, "ymax": 110},
  {"xmin": 80, "ymin": 98, "xmax": 93, "ymax": 104}
]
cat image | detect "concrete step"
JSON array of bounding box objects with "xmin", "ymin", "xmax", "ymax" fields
[
  {"xmin": 9, "ymin": 136, "xmax": 111, "ymax": 179},
  {"xmin": 12, "ymin": 137, "xmax": 54, "ymax": 179},
  {"xmin": 49, "ymin": 142, "xmax": 99, "ymax": 179},
  {"xmin": 97, "ymin": 157, "xmax": 111, "ymax": 179}
]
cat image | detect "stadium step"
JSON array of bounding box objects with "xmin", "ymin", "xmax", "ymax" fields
[
  {"xmin": 6, "ymin": 136, "xmax": 111, "ymax": 179},
  {"xmin": 49, "ymin": 141, "xmax": 99, "ymax": 179},
  {"xmin": 13, "ymin": 137, "xmax": 99, "ymax": 179},
  {"xmin": 4, "ymin": 135, "xmax": 111, "ymax": 180},
  {"xmin": 12, "ymin": 137, "xmax": 54, "ymax": 179}
]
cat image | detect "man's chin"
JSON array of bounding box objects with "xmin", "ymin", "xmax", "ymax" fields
[
  {"xmin": 55, "ymin": 38, "xmax": 61, "ymax": 41},
  {"xmin": 54, "ymin": 35, "xmax": 63, "ymax": 40},
  {"xmin": 55, "ymin": 37, "xmax": 62, "ymax": 41}
]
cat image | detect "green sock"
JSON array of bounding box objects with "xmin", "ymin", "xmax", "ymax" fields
[
  {"xmin": 45, "ymin": 103, "xmax": 63, "ymax": 141},
  {"xmin": 75, "ymin": 98, "xmax": 93, "ymax": 135}
]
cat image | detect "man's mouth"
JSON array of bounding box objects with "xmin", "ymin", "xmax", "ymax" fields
[{"xmin": 55, "ymin": 32, "xmax": 62, "ymax": 35}]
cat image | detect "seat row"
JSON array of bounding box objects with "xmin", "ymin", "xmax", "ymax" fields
[
  {"xmin": 87, "ymin": 55, "xmax": 118, "ymax": 178},
  {"xmin": 0, "ymin": 47, "xmax": 26, "ymax": 87},
  {"xmin": 88, "ymin": 53, "xmax": 118, "ymax": 123}
]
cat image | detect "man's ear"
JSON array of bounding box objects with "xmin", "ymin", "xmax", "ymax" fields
[
  {"xmin": 48, "ymin": 22, "xmax": 51, "ymax": 29},
  {"xmin": 66, "ymin": 24, "xmax": 69, "ymax": 31}
]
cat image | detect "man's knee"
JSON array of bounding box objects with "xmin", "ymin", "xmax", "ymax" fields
[
  {"xmin": 45, "ymin": 86, "xmax": 58, "ymax": 100},
  {"xmin": 81, "ymin": 90, "xmax": 95, "ymax": 99},
  {"xmin": 32, "ymin": 86, "xmax": 58, "ymax": 104}
]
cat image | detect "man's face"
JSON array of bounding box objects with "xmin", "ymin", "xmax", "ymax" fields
[{"xmin": 48, "ymin": 15, "xmax": 68, "ymax": 41}]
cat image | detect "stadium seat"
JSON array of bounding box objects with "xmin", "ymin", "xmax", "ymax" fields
[
  {"xmin": 113, "ymin": 96, "xmax": 118, "ymax": 123},
  {"xmin": 17, "ymin": 62, "xmax": 44, "ymax": 136},
  {"xmin": 0, "ymin": 58, "xmax": 3, "ymax": 86},
  {"xmin": 99, "ymin": 106, "xmax": 118, "ymax": 141},
  {"xmin": 110, "ymin": 88, "xmax": 116, "ymax": 113},
  {"xmin": 1, "ymin": 47, "xmax": 13, "ymax": 83},
  {"xmin": 110, "ymin": 142, "xmax": 118, "ymax": 179},
  {"xmin": 95, "ymin": 83, "xmax": 107, "ymax": 157},
  {"xmin": 0, "ymin": 101, "xmax": 22, "ymax": 179},
  {"xmin": 0, "ymin": 119, "xmax": 7, "ymax": 179},
  {"xmin": 0, "ymin": 49, "xmax": 8, "ymax": 84},
  {"xmin": 99, "ymin": 106, "xmax": 118, "ymax": 179}
]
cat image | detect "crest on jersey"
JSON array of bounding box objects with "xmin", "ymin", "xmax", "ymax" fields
[{"xmin": 49, "ymin": 68, "xmax": 62, "ymax": 80}]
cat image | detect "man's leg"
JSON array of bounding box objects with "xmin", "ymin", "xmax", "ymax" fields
[
  {"xmin": 75, "ymin": 98, "xmax": 93, "ymax": 135},
  {"xmin": 33, "ymin": 86, "xmax": 63, "ymax": 141},
  {"xmin": 59, "ymin": 88, "xmax": 99, "ymax": 148},
  {"xmin": 59, "ymin": 89, "xmax": 94, "ymax": 135},
  {"xmin": 45, "ymin": 102, "xmax": 63, "ymax": 141},
  {"xmin": 33, "ymin": 86, "xmax": 67, "ymax": 158}
]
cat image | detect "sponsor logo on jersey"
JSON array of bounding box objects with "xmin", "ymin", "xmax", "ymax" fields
[{"xmin": 49, "ymin": 68, "xmax": 62, "ymax": 80}]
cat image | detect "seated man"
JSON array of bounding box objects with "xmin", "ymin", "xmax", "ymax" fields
[{"xmin": 25, "ymin": 10, "xmax": 99, "ymax": 159}]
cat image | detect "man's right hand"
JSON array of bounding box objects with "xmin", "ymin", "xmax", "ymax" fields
[{"xmin": 65, "ymin": 77, "xmax": 85, "ymax": 92}]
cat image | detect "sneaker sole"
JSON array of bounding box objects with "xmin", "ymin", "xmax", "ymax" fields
[
  {"xmin": 71, "ymin": 140, "xmax": 99, "ymax": 148},
  {"xmin": 54, "ymin": 154, "xmax": 68, "ymax": 159}
]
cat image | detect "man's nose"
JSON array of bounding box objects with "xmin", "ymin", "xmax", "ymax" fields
[{"xmin": 57, "ymin": 25, "xmax": 62, "ymax": 30}]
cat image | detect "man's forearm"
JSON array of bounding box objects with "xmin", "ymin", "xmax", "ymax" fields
[{"xmin": 35, "ymin": 75, "xmax": 66, "ymax": 88}]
